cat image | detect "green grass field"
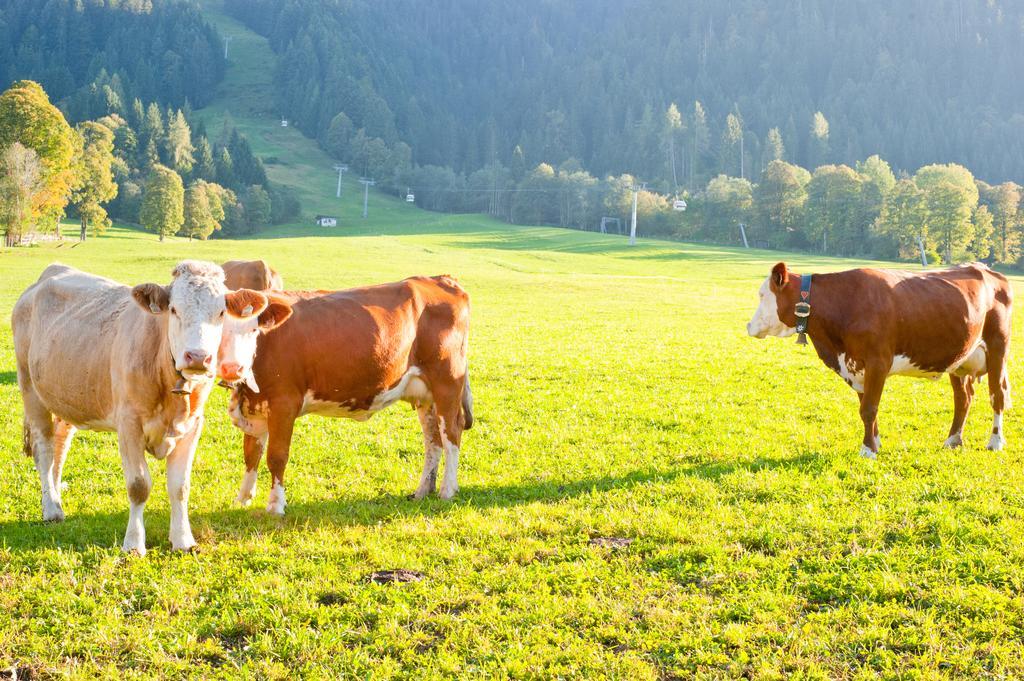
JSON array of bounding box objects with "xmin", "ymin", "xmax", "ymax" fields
[
  {"xmin": 4, "ymin": 1, "xmax": 1024, "ymax": 677},
  {"xmin": 3, "ymin": 219, "xmax": 1024, "ymax": 679}
]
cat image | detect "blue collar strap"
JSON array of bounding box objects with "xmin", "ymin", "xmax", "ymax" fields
[{"xmin": 794, "ymin": 274, "xmax": 812, "ymax": 345}]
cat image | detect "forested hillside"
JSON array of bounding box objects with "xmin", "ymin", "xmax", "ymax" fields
[
  {"xmin": 226, "ymin": 0, "xmax": 1024, "ymax": 186},
  {"xmin": 0, "ymin": 0, "xmax": 225, "ymax": 119}
]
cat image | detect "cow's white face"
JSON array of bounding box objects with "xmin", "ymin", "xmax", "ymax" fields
[
  {"xmin": 167, "ymin": 265, "xmax": 230, "ymax": 376},
  {"xmin": 133, "ymin": 261, "xmax": 230, "ymax": 378},
  {"xmin": 218, "ymin": 296, "xmax": 293, "ymax": 391},
  {"xmin": 219, "ymin": 315, "xmax": 262, "ymax": 391},
  {"xmin": 747, "ymin": 277, "xmax": 795, "ymax": 338}
]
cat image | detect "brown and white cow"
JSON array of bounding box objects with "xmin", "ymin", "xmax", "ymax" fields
[
  {"xmin": 216, "ymin": 276, "xmax": 473, "ymax": 514},
  {"xmin": 748, "ymin": 262, "xmax": 1012, "ymax": 458},
  {"xmin": 13, "ymin": 261, "xmax": 269, "ymax": 554},
  {"xmin": 222, "ymin": 259, "xmax": 284, "ymax": 292}
]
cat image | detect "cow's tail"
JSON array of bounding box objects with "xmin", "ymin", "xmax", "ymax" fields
[{"xmin": 461, "ymin": 369, "xmax": 474, "ymax": 430}]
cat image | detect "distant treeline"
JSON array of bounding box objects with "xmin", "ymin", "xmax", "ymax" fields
[
  {"xmin": 376, "ymin": 154, "xmax": 1022, "ymax": 267},
  {"xmin": 1, "ymin": 0, "xmax": 225, "ymax": 117},
  {"xmin": 226, "ymin": 0, "xmax": 1024, "ymax": 186}
]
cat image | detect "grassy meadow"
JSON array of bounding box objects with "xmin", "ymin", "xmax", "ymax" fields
[
  {"xmin": 2, "ymin": 217, "xmax": 1024, "ymax": 679},
  {"xmin": 3, "ymin": 1, "xmax": 1024, "ymax": 677}
]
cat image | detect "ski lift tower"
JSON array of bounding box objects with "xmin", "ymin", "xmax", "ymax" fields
[
  {"xmin": 333, "ymin": 164, "xmax": 349, "ymax": 198},
  {"xmin": 359, "ymin": 177, "xmax": 375, "ymax": 218}
]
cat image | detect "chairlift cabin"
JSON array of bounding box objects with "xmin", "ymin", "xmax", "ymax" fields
[
  {"xmin": 673, "ymin": 199, "xmax": 687, "ymax": 212},
  {"xmin": 405, "ymin": 189, "xmax": 415, "ymax": 203}
]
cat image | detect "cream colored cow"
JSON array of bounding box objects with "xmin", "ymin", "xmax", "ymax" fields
[{"xmin": 13, "ymin": 261, "xmax": 269, "ymax": 554}]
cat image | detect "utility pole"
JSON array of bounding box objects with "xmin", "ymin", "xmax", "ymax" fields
[
  {"xmin": 629, "ymin": 182, "xmax": 646, "ymax": 246},
  {"xmin": 333, "ymin": 164, "xmax": 348, "ymax": 198},
  {"xmin": 224, "ymin": 36, "xmax": 233, "ymax": 60},
  {"xmin": 359, "ymin": 178, "xmax": 375, "ymax": 218}
]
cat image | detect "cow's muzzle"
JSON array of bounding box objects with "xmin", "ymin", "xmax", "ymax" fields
[{"xmin": 181, "ymin": 350, "xmax": 213, "ymax": 374}]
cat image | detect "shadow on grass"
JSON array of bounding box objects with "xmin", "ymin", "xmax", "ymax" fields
[
  {"xmin": 0, "ymin": 371, "xmax": 17, "ymax": 385},
  {"xmin": 0, "ymin": 451, "xmax": 825, "ymax": 553}
]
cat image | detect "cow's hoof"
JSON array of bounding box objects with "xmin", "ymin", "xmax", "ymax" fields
[
  {"xmin": 265, "ymin": 504, "xmax": 285, "ymax": 516},
  {"xmin": 171, "ymin": 533, "xmax": 197, "ymax": 552},
  {"xmin": 987, "ymin": 435, "xmax": 1006, "ymax": 451},
  {"xmin": 235, "ymin": 494, "xmax": 253, "ymax": 507},
  {"xmin": 943, "ymin": 434, "xmax": 963, "ymax": 448},
  {"xmin": 42, "ymin": 505, "xmax": 65, "ymax": 523},
  {"xmin": 858, "ymin": 445, "xmax": 877, "ymax": 460},
  {"xmin": 438, "ymin": 483, "xmax": 458, "ymax": 500},
  {"xmin": 122, "ymin": 539, "xmax": 147, "ymax": 556}
]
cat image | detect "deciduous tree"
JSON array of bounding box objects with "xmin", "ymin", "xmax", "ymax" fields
[{"xmin": 139, "ymin": 164, "xmax": 183, "ymax": 241}]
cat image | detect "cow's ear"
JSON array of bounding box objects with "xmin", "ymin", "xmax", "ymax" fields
[
  {"xmin": 132, "ymin": 283, "xmax": 170, "ymax": 314},
  {"xmin": 225, "ymin": 289, "xmax": 269, "ymax": 319},
  {"xmin": 770, "ymin": 262, "xmax": 789, "ymax": 291},
  {"xmin": 259, "ymin": 297, "xmax": 293, "ymax": 332}
]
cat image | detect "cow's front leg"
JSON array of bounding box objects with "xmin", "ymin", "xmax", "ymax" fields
[
  {"xmin": 986, "ymin": 339, "xmax": 1010, "ymax": 451},
  {"xmin": 857, "ymin": 393, "xmax": 881, "ymax": 451},
  {"xmin": 265, "ymin": 405, "xmax": 298, "ymax": 515},
  {"xmin": 237, "ymin": 433, "xmax": 266, "ymax": 506},
  {"xmin": 117, "ymin": 421, "xmax": 151, "ymax": 555},
  {"xmin": 166, "ymin": 416, "xmax": 202, "ymax": 551},
  {"xmin": 858, "ymin": 364, "xmax": 887, "ymax": 459}
]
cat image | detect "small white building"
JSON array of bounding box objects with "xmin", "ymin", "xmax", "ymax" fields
[{"xmin": 315, "ymin": 215, "xmax": 338, "ymax": 227}]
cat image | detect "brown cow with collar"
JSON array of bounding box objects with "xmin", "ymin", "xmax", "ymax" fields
[
  {"xmin": 747, "ymin": 262, "xmax": 1012, "ymax": 458},
  {"xmin": 216, "ymin": 276, "xmax": 473, "ymax": 513}
]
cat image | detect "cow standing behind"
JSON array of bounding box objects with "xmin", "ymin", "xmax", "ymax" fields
[
  {"xmin": 217, "ymin": 276, "xmax": 473, "ymax": 514},
  {"xmin": 12, "ymin": 261, "xmax": 269, "ymax": 554},
  {"xmin": 223, "ymin": 259, "xmax": 284, "ymax": 292},
  {"xmin": 747, "ymin": 262, "xmax": 1012, "ymax": 457}
]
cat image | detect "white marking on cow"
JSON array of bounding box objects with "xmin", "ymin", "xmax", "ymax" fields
[
  {"xmin": 747, "ymin": 278, "xmax": 796, "ymax": 338},
  {"xmin": 889, "ymin": 354, "xmax": 942, "ymax": 380},
  {"xmin": 299, "ymin": 367, "xmax": 429, "ymax": 421},
  {"xmin": 951, "ymin": 342, "xmax": 987, "ymax": 378},
  {"xmin": 219, "ymin": 315, "xmax": 261, "ymax": 388},
  {"xmin": 944, "ymin": 432, "xmax": 963, "ymax": 448},
  {"xmin": 989, "ymin": 412, "xmax": 1005, "ymax": 451},
  {"xmin": 437, "ymin": 415, "xmax": 460, "ymax": 499},
  {"xmin": 237, "ymin": 469, "xmax": 258, "ymax": 506},
  {"xmin": 229, "ymin": 392, "xmax": 269, "ymax": 437},
  {"xmin": 267, "ymin": 481, "xmax": 286, "ymax": 515},
  {"xmin": 859, "ymin": 444, "xmax": 877, "ymax": 460},
  {"xmin": 837, "ymin": 353, "xmax": 866, "ymax": 393}
]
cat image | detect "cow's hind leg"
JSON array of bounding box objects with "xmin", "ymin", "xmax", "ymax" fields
[
  {"xmin": 264, "ymin": 404, "xmax": 298, "ymax": 515},
  {"xmin": 237, "ymin": 433, "xmax": 266, "ymax": 506},
  {"xmin": 413, "ymin": 403, "xmax": 443, "ymax": 499},
  {"xmin": 944, "ymin": 375, "xmax": 974, "ymax": 448},
  {"xmin": 20, "ymin": 381, "xmax": 64, "ymax": 522},
  {"xmin": 985, "ymin": 338, "xmax": 1011, "ymax": 451},
  {"xmin": 432, "ymin": 384, "xmax": 466, "ymax": 499}
]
